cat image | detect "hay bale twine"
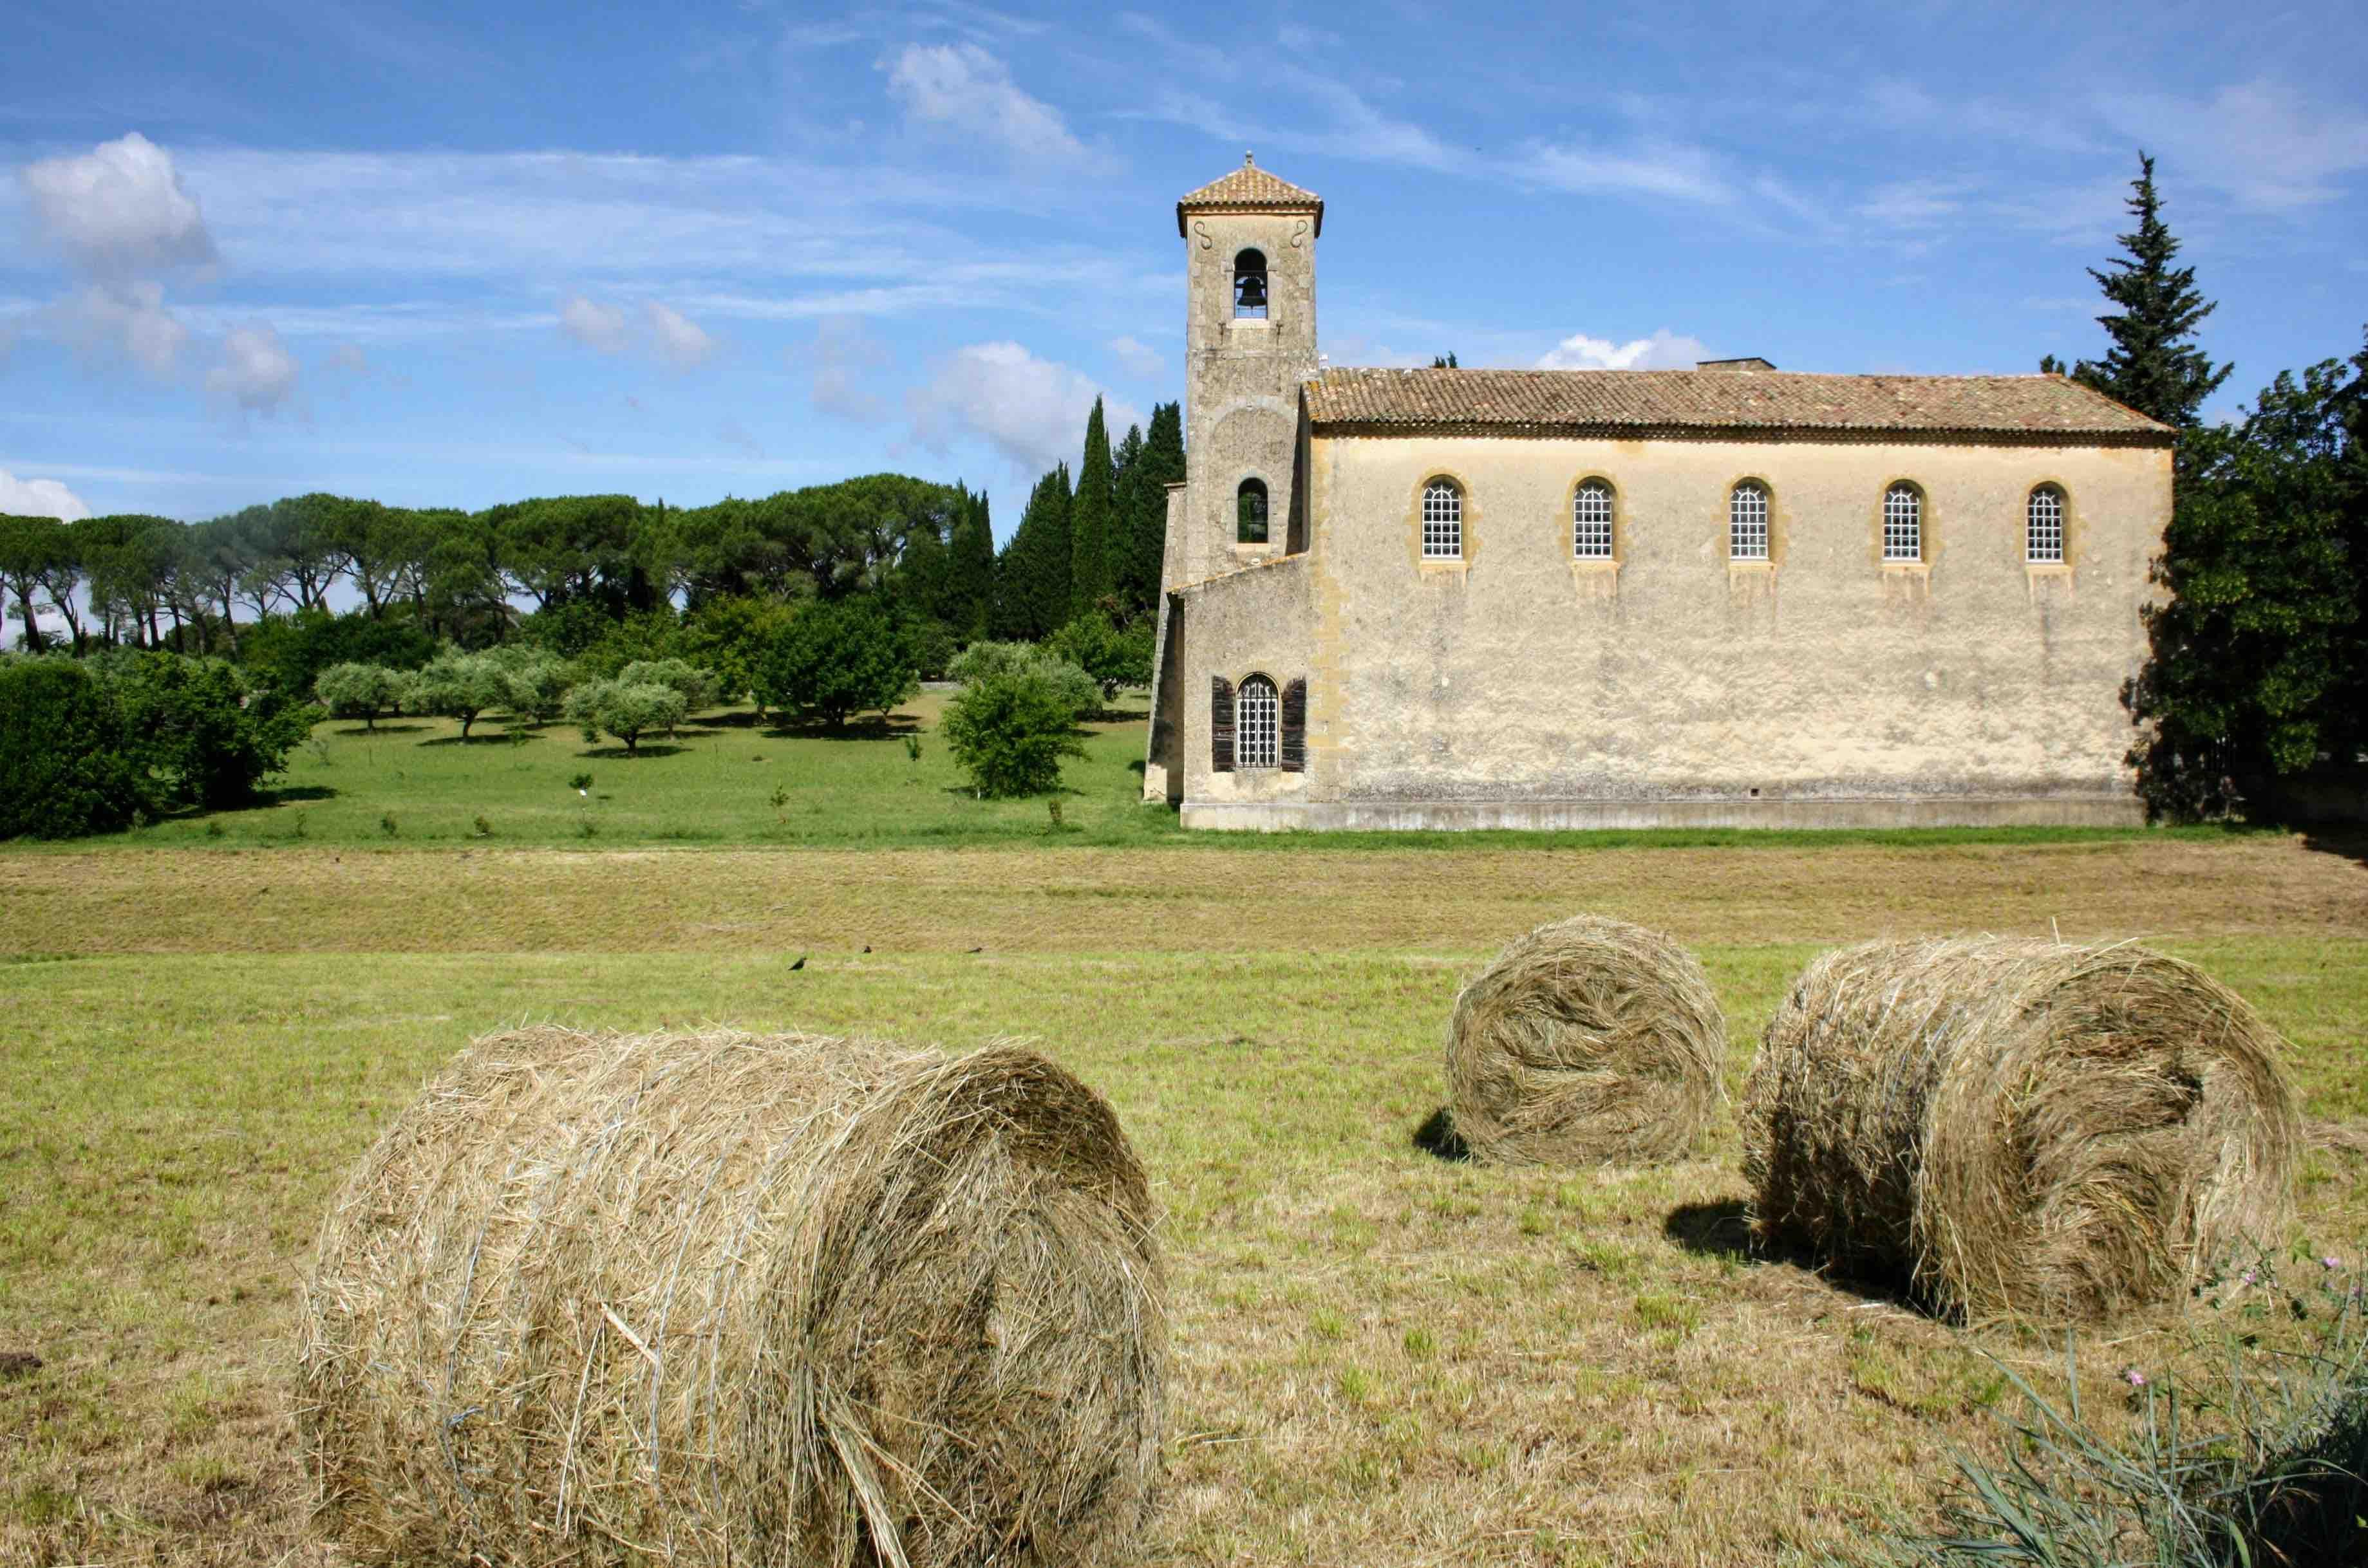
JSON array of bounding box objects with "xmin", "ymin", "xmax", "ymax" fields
[
  {"xmin": 1443, "ymin": 915, "xmax": 1726, "ymax": 1166},
  {"xmin": 296, "ymin": 1027, "xmax": 1165, "ymax": 1568},
  {"xmin": 1742, "ymin": 939, "xmax": 2302, "ymax": 1322}
]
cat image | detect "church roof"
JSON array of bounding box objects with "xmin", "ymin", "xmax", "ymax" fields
[
  {"xmin": 1302, "ymin": 368, "xmax": 2174, "ymax": 445},
  {"xmin": 1176, "ymin": 155, "xmax": 1324, "ymax": 237}
]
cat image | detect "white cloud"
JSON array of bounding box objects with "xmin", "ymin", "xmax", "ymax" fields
[
  {"xmin": 19, "ymin": 132, "xmax": 218, "ymax": 278},
  {"xmin": 50, "ymin": 280, "xmax": 190, "ymax": 376},
  {"xmin": 885, "ymin": 43, "xmax": 1089, "ymax": 163},
  {"xmin": 1536, "ymin": 329, "xmax": 1711, "ymax": 371},
  {"xmin": 1107, "ymin": 334, "xmax": 1164, "ymax": 378},
  {"xmin": 207, "ymin": 323, "xmax": 300, "ymax": 413},
  {"xmin": 2100, "ymin": 79, "xmax": 2368, "ymax": 211},
  {"xmin": 908, "ymin": 341, "xmax": 1140, "ymax": 473},
  {"xmin": 1512, "ymin": 139, "xmax": 1734, "ymax": 205},
  {"xmin": 644, "ymin": 301, "xmax": 717, "ymax": 369},
  {"xmin": 558, "ymin": 294, "xmax": 717, "ymax": 368},
  {"xmin": 0, "ymin": 467, "xmax": 93, "ymax": 521},
  {"xmin": 802, "ymin": 315, "xmax": 893, "ymax": 422},
  {"xmin": 559, "ymin": 293, "xmax": 631, "ymax": 352}
]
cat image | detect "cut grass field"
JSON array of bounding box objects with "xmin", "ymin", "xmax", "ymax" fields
[{"xmin": 4, "ymin": 714, "xmax": 2367, "ymax": 1565}]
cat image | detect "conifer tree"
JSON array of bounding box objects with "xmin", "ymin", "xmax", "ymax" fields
[
  {"xmin": 1121, "ymin": 402, "xmax": 1185, "ymax": 611},
  {"xmin": 1109, "ymin": 422, "xmax": 1145, "ymax": 615},
  {"xmin": 2069, "ymin": 154, "xmax": 2231, "ymax": 429},
  {"xmin": 1071, "ymin": 398, "xmax": 1114, "ymax": 617},
  {"xmin": 990, "ymin": 465, "xmax": 1073, "ymax": 640},
  {"xmin": 947, "ymin": 485, "xmax": 994, "ymax": 641}
]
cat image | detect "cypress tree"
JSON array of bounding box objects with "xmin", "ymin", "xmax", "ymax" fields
[
  {"xmin": 1037, "ymin": 462, "xmax": 1072, "ymax": 637},
  {"xmin": 948, "ymin": 485, "xmax": 994, "ymax": 641},
  {"xmin": 989, "ymin": 465, "xmax": 1073, "ymax": 640},
  {"xmin": 1071, "ymin": 398, "xmax": 1114, "ymax": 618},
  {"xmin": 1122, "ymin": 401, "xmax": 1186, "ymax": 611},
  {"xmin": 1109, "ymin": 422, "xmax": 1145, "ymax": 618},
  {"xmin": 2069, "ymin": 154, "xmax": 2232, "ymax": 429}
]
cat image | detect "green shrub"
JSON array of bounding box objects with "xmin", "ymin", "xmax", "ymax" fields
[
  {"xmin": 314, "ymin": 662, "xmax": 404, "ymax": 729},
  {"xmin": 107, "ymin": 652, "xmax": 308, "ymax": 811},
  {"xmin": 565, "ymin": 679, "xmax": 686, "ymax": 754},
  {"xmin": 940, "ymin": 669, "xmax": 1087, "ymax": 798},
  {"xmin": 679, "ymin": 595, "xmax": 794, "ymax": 704},
  {"xmin": 0, "ymin": 658, "xmax": 146, "ymax": 838},
  {"xmin": 617, "ymin": 658, "xmax": 717, "ymax": 717},
  {"xmin": 1048, "ymin": 613, "xmax": 1154, "ymax": 701},
  {"xmin": 946, "ymin": 640, "xmax": 1099, "ymax": 717},
  {"xmin": 753, "ymin": 599, "xmax": 918, "ymax": 729}
]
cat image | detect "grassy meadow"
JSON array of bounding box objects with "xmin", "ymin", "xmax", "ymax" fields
[{"xmin": 3, "ymin": 700, "xmax": 2367, "ymax": 1566}]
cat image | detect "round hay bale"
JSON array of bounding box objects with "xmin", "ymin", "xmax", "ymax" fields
[
  {"xmin": 1443, "ymin": 915, "xmax": 1726, "ymax": 1166},
  {"xmin": 1742, "ymin": 939, "xmax": 2302, "ymax": 1322},
  {"xmin": 296, "ymin": 1027, "xmax": 1165, "ymax": 1568}
]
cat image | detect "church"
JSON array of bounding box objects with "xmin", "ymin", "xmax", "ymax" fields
[{"xmin": 1142, "ymin": 156, "xmax": 2175, "ymax": 830}]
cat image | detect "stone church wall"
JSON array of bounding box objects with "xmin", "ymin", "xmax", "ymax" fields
[{"xmin": 1181, "ymin": 431, "xmax": 2166, "ymax": 830}]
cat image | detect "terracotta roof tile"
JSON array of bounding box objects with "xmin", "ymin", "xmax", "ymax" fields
[
  {"xmin": 1176, "ymin": 156, "xmax": 1324, "ymax": 236},
  {"xmin": 1302, "ymin": 367, "xmax": 2173, "ymax": 443}
]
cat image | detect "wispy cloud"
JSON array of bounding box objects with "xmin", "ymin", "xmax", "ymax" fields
[
  {"xmin": 2099, "ymin": 78, "xmax": 2368, "ymax": 211},
  {"xmin": 884, "ymin": 42, "xmax": 1098, "ymax": 166},
  {"xmin": 558, "ymin": 294, "xmax": 720, "ymax": 368},
  {"xmin": 907, "ymin": 340, "xmax": 1139, "ymax": 473},
  {"xmin": 206, "ymin": 322, "xmax": 301, "ymax": 414}
]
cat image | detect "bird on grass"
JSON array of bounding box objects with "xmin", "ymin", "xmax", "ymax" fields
[{"xmin": 789, "ymin": 955, "xmax": 806, "ymax": 971}]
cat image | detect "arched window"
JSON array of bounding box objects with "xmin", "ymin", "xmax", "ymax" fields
[
  {"xmin": 1729, "ymin": 481, "xmax": 1769, "ymax": 560},
  {"xmin": 1233, "ymin": 250, "xmax": 1268, "ymax": 319},
  {"xmin": 1573, "ymin": 480, "xmax": 1614, "ymax": 559},
  {"xmin": 1236, "ymin": 675, "xmax": 1279, "ymax": 769},
  {"xmin": 2027, "ymin": 485, "xmax": 2065, "ymax": 563},
  {"xmin": 1422, "ymin": 478, "xmax": 1462, "ymax": 558},
  {"xmin": 1883, "ymin": 483, "xmax": 1923, "ymax": 561},
  {"xmin": 1237, "ymin": 478, "xmax": 1269, "ymax": 544}
]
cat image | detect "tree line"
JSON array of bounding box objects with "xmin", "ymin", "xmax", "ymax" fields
[
  {"xmin": 2045, "ymin": 154, "xmax": 2367, "ymax": 821},
  {"xmin": 0, "ymin": 395, "xmax": 1184, "ymax": 669}
]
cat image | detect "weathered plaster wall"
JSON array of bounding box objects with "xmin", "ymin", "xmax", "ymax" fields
[
  {"xmin": 1259, "ymin": 432, "xmax": 2166, "ymax": 825},
  {"xmin": 1179, "ymin": 210, "xmax": 1317, "ymax": 589},
  {"xmin": 1172, "ymin": 554, "xmax": 1315, "ymax": 821}
]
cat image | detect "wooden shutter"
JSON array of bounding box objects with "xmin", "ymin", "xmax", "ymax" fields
[
  {"xmin": 1210, "ymin": 676, "xmax": 1236, "ymax": 772},
  {"xmin": 1280, "ymin": 678, "xmax": 1307, "ymax": 772}
]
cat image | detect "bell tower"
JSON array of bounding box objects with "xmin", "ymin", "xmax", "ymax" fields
[{"xmin": 1173, "ymin": 153, "xmax": 1322, "ymax": 586}]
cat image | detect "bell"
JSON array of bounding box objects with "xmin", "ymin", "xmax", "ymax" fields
[{"xmin": 1236, "ymin": 271, "xmax": 1268, "ymax": 310}]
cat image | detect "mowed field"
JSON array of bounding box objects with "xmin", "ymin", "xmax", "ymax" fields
[{"xmin": 4, "ymin": 710, "xmax": 2367, "ymax": 1566}]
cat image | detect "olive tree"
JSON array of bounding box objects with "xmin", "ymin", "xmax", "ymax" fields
[
  {"xmin": 314, "ymin": 661, "xmax": 405, "ymax": 730},
  {"xmin": 565, "ymin": 678, "xmax": 686, "ymax": 755}
]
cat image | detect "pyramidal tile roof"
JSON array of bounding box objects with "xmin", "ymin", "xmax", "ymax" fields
[
  {"xmin": 1302, "ymin": 367, "xmax": 2174, "ymax": 444},
  {"xmin": 1176, "ymin": 154, "xmax": 1324, "ymax": 236}
]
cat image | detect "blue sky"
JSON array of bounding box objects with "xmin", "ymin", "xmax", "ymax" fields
[{"xmin": 3, "ymin": 0, "xmax": 2364, "ymax": 536}]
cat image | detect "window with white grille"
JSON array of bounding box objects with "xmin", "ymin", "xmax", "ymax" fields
[
  {"xmin": 1883, "ymin": 483, "xmax": 1923, "ymax": 561},
  {"xmin": 1236, "ymin": 675, "xmax": 1279, "ymax": 769},
  {"xmin": 1573, "ymin": 480, "xmax": 1614, "ymax": 559},
  {"xmin": 2027, "ymin": 487, "xmax": 2064, "ymax": 563},
  {"xmin": 1422, "ymin": 479, "xmax": 1462, "ymax": 558},
  {"xmin": 1730, "ymin": 482, "xmax": 1769, "ymax": 560}
]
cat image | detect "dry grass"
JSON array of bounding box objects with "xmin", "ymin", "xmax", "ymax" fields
[
  {"xmin": 1444, "ymin": 916, "xmax": 1724, "ymax": 1166},
  {"xmin": 4, "ymin": 833, "xmax": 2363, "ymax": 957},
  {"xmin": 3, "ymin": 834, "xmax": 2365, "ymax": 1567},
  {"xmin": 1743, "ymin": 940, "xmax": 2303, "ymax": 1323},
  {"xmin": 299, "ymin": 1027, "xmax": 1163, "ymax": 1568}
]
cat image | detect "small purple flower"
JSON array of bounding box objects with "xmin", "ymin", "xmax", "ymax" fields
[
  {"xmin": 2123, "ymin": 1367, "xmax": 2148, "ymax": 1388},
  {"xmin": 2324, "ymin": 1256, "xmax": 2342, "ymax": 1271},
  {"xmin": 2240, "ymin": 1269, "xmax": 2257, "ymax": 1285}
]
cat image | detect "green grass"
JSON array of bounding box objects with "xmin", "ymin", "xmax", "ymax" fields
[
  {"xmin": 3, "ymin": 920, "xmax": 2363, "ymax": 1565},
  {"xmin": 0, "ymin": 687, "xmax": 2269, "ymax": 853}
]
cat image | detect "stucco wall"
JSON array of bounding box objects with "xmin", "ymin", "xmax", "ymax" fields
[
  {"xmin": 1175, "ymin": 429, "xmax": 2167, "ymax": 828},
  {"xmin": 1172, "ymin": 554, "xmax": 1315, "ymax": 816},
  {"xmin": 1179, "ymin": 210, "xmax": 1318, "ymax": 589},
  {"xmin": 1291, "ymin": 432, "xmax": 2166, "ymax": 819}
]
